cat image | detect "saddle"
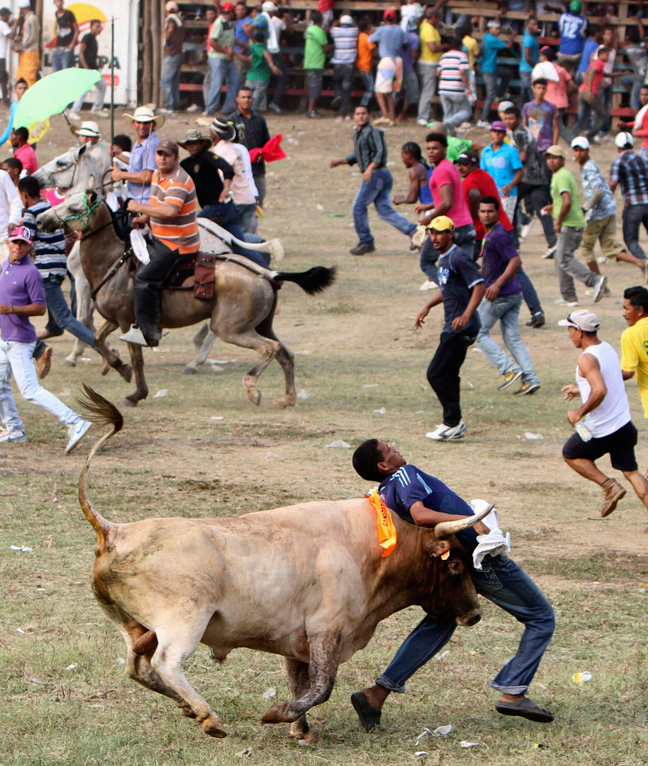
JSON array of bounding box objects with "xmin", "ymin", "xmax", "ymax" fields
[{"xmin": 166, "ymin": 252, "xmax": 217, "ymax": 302}]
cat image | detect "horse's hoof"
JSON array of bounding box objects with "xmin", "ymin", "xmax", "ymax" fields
[
  {"xmin": 177, "ymin": 699, "xmax": 197, "ymax": 719},
  {"xmin": 183, "ymin": 365, "xmax": 198, "ymax": 375},
  {"xmin": 61, "ymin": 358, "xmax": 77, "ymax": 367},
  {"xmin": 202, "ymin": 716, "xmax": 227, "ymax": 738},
  {"xmin": 121, "ymin": 397, "xmax": 138, "ymax": 408},
  {"xmin": 273, "ymin": 395, "xmax": 296, "ymax": 409},
  {"xmin": 243, "ymin": 375, "xmax": 261, "ymax": 406}
]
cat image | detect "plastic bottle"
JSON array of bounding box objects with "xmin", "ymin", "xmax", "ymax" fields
[{"xmin": 575, "ymin": 420, "xmax": 592, "ymax": 442}]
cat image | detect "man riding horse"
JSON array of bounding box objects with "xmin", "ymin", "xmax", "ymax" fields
[{"xmin": 121, "ymin": 139, "xmax": 200, "ymax": 348}]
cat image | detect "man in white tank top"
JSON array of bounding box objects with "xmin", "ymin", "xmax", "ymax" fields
[{"xmin": 560, "ymin": 309, "xmax": 648, "ymax": 524}]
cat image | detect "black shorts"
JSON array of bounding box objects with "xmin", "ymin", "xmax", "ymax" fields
[{"xmin": 562, "ymin": 420, "xmax": 638, "ymax": 472}]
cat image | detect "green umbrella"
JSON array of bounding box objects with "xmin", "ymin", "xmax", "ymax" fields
[{"xmin": 13, "ymin": 69, "xmax": 102, "ymax": 129}]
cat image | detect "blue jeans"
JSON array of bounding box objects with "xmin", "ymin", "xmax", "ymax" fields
[
  {"xmin": 519, "ymin": 70, "xmax": 533, "ymax": 104},
  {"xmin": 43, "ymin": 276, "xmax": 98, "ymax": 351},
  {"xmin": 206, "ymin": 57, "xmax": 240, "ymax": 115},
  {"xmin": 51, "ymin": 48, "xmax": 74, "ymax": 72},
  {"xmin": 352, "ymin": 168, "xmax": 417, "ymax": 248},
  {"xmin": 198, "ymin": 202, "xmax": 267, "ymax": 268},
  {"xmin": 622, "ymin": 203, "xmax": 648, "ymax": 261},
  {"xmin": 161, "ymin": 53, "xmax": 183, "ymax": 111},
  {"xmin": 377, "ymin": 555, "xmax": 555, "ymax": 695},
  {"xmin": 244, "ymin": 78, "xmax": 269, "ymax": 113},
  {"xmin": 477, "ymin": 292, "xmax": 540, "ymax": 385},
  {"xmin": 517, "ymin": 266, "xmax": 543, "ymax": 318},
  {"xmin": 440, "ymin": 92, "xmax": 472, "ymax": 127},
  {"xmin": 573, "ymin": 91, "xmax": 606, "ymax": 140},
  {"xmin": 360, "ymin": 69, "xmax": 374, "ymax": 107},
  {"xmin": 420, "ymin": 224, "xmax": 476, "ymax": 282}
]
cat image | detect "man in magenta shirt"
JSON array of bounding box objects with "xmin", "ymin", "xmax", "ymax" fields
[
  {"xmin": 10, "ymin": 127, "xmax": 39, "ymax": 175},
  {"xmin": 414, "ymin": 131, "xmax": 475, "ymax": 288}
]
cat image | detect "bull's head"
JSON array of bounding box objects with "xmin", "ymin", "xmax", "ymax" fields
[{"xmin": 417, "ymin": 504, "xmax": 494, "ymax": 627}]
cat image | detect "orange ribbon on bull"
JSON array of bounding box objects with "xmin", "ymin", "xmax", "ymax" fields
[{"xmin": 366, "ymin": 490, "xmax": 397, "ymax": 557}]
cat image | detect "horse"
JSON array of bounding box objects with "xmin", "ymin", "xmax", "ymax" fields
[
  {"xmin": 37, "ymin": 185, "xmax": 336, "ymax": 408},
  {"xmin": 33, "ymin": 145, "xmax": 288, "ymax": 370}
]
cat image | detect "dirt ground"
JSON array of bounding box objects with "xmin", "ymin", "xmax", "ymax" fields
[{"xmin": 1, "ymin": 104, "xmax": 647, "ymax": 764}]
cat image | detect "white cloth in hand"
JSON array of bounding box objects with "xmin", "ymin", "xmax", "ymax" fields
[
  {"xmin": 130, "ymin": 228, "xmax": 150, "ymax": 264},
  {"xmin": 471, "ymin": 498, "xmax": 511, "ymax": 570}
]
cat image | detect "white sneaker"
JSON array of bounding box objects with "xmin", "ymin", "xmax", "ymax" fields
[
  {"xmin": 0, "ymin": 428, "xmax": 27, "ymax": 443},
  {"xmin": 186, "ymin": 104, "xmax": 200, "ymax": 113},
  {"xmin": 91, "ymin": 108, "xmax": 110, "ymax": 118},
  {"xmin": 520, "ymin": 218, "xmax": 535, "ymax": 240},
  {"xmin": 459, "ymin": 121, "xmax": 472, "ymax": 130},
  {"xmin": 477, "ymin": 120, "xmax": 491, "ymax": 129},
  {"xmin": 417, "ymin": 118, "xmax": 428, "ymax": 127},
  {"xmin": 159, "ymin": 108, "xmax": 174, "ymax": 115},
  {"xmin": 66, "ymin": 419, "xmax": 92, "ymax": 454},
  {"xmin": 420, "ymin": 279, "xmax": 438, "ymax": 291},
  {"xmin": 593, "ymin": 274, "xmax": 608, "ymax": 303},
  {"xmin": 119, "ymin": 325, "xmax": 148, "ymax": 346},
  {"xmin": 543, "ymin": 245, "xmax": 557, "ymax": 259},
  {"xmin": 426, "ymin": 420, "xmax": 466, "ymax": 441},
  {"xmin": 68, "ymin": 111, "xmax": 81, "ymax": 121}
]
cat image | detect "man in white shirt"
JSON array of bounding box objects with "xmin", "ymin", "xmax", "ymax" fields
[
  {"xmin": 0, "ymin": 166, "xmax": 23, "ymax": 259},
  {"xmin": 560, "ymin": 309, "xmax": 648, "ymax": 524},
  {"xmin": 0, "ymin": 7, "xmax": 11, "ymax": 104},
  {"xmin": 261, "ymin": 1, "xmax": 291, "ymax": 114}
]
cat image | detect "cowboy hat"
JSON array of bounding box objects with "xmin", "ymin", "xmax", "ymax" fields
[
  {"xmin": 178, "ymin": 128, "xmax": 213, "ymax": 150},
  {"xmin": 123, "ymin": 105, "xmax": 165, "ymax": 129},
  {"xmin": 209, "ymin": 117, "xmax": 236, "ymax": 142},
  {"xmin": 69, "ymin": 120, "xmax": 100, "ymax": 138}
]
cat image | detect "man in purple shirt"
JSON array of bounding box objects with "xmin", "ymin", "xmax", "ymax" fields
[
  {"xmin": 0, "ymin": 226, "xmax": 91, "ymax": 451},
  {"xmin": 475, "ymin": 197, "xmax": 541, "ymax": 396}
]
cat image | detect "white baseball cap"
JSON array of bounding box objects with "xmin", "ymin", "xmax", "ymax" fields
[
  {"xmin": 340, "ymin": 14, "xmax": 354, "ymax": 25},
  {"xmin": 571, "ymin": 136, "xmax": 590, "ymax": 150},
  {"xmin": 558, "ymin": 310, "xmax": 600, "ymax": 332},
  {"xmin": 614, "ymin": 131, "xmax": 634, "ymax": 149},
  {"xmin": 498, "ymin": 100, "xmax": 514, "ymax": 112},
  {"xmin": 261, "ymin": 1, "xmax": 278, "ymax": 11}
]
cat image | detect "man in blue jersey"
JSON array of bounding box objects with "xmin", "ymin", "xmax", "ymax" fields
[
  {"xmin": 349, "ymin": 439, "xmax": 555, "ymax": 730},
  {"xmin": 557, "ymin": 1, "xmax": 588, "ymax": 77}
]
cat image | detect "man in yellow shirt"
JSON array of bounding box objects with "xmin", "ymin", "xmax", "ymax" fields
[
  {"xmin": 417, "ymin": 7, "xmax": 443, "ymax": 126},
  {"xmin": 621, "ymin": 286, "xmax": 648, "ymax": 420}
]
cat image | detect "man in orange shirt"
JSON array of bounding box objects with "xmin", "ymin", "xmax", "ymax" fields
[
  {"xmin": 121, "ymin": 139, "xmax": 200, "ymax": 347},
  {"xmin": 357, "ymin": 18, "xmax": 375, "ymax": 108}
]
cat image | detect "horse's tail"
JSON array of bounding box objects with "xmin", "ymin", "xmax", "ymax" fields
[
  {"xmin": 275, "ymin": 265, "xmax": 337, "ymax": 295},
  {"xmin": 75, "ymin": 384, "xmax": 123, "ymax": 550}
]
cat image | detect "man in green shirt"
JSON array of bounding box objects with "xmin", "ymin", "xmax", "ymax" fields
[
  {"xmin": 304, "ymin": 11, "xmax": 332, "ymax": 118},
  {"xmin": 426, "ymin": 122, "xmax": 483, "ymax": 162},
  {"xmin": 243, "ymin": 27, "xmax": 281, "ymax": 112},
  {"xmin": 542, "ymin": 145, "xmax": 607, "ymax": 305},
  {"xmin": 206, "ymin": 1, "xmax": 239, "ymax": 116}
]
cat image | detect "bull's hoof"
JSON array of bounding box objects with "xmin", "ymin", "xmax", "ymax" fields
[
  {"xmin": 182, "ymin": 365, "xmax": 198, "ymax": 375},
  {"xmin": 273, "ymin": 395, "xmax": 296, "ymax": 409},
  {"xmin": 177, "ymin": 700, "xmax": 197, "ymax": 719},
  {"xmin": 61, "ymin": 357, "xmax": 77, "ymax": 367},
  {"xmin": 243, "ymin": 376, "xmax": 261, "ymax": 406},
  {"xmin": 289, "ymin": 720, "xmax": 317, "ymax": 743},
  {"xmin": 262, "ymin": 701, "xmax": 298, "ymax": 724},
  {"xmin": 202, "ymin": 716, "xmax": 227, "ymax": 738}
]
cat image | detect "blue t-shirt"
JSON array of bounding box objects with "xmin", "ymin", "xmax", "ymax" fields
[
  {"xmin": 558, "ymin": 12, "xmax": 588, "ymax": 56},
  {"xmin": 368, "ymin": 24, "xmax": 405, "ymax": 61},
  {"xmin": 235, "ymin": 16, "xmax": 251, "ymax": 52},
  {"xmin": 480, "ymin": 142, "xmax": 523, "ymax": 197},
  {"xmin": 402, "ymin": 30, "xmax": 420, "ymax": 70},
  {"xmin": 481, "ymin": 32, "xmax": 507, "ymax": 74},
  {"xmin": 578, "ymin": 37, "xmax": 599, "ymax": 74},
  {"xmin": 437, "ymin": 244, "xmax": 484, "ymax": 335},
  {"xmin": 379, "ymin": 464, "xmax": 478, "ymax": 555},
  {"xmin": 520, "ymin": 30, "xmax": 539, "ymax": 72}
]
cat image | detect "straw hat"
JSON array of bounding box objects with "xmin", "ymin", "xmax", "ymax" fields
[
  {"xmin": 209, "ymin": 117, "xmax": 236, "ymax": 142},
  {"xmin": 178, "ymin": 128, "xmax": 213, "ymax": 150},
  {"xmin": 123, "ymin": 105, "xmax": 165, "ymax": 129}
]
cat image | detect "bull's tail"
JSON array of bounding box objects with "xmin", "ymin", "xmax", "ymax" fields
[
  {"xmin": 76, "ymin": 384, "xmax": 123, "ymax": 548},
  {"xmin": 276, "ymin": 265, "xmax": 337, "ymax": 295}
]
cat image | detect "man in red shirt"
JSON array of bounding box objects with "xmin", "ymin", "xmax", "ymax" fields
[
  {"xmin": 573, "ymin": 45, "xmax": 610, "ymax": 141},
  {"xmin": 457, "ymin": 149, "xmax": 545, "ymax": 328},
  {"xmin": 414, "ymin": 132, "xmax": 475, "ymax": 287},
  {"xmin": 10, "ymin": 127, "xmax": 38, "ymax": 176}
]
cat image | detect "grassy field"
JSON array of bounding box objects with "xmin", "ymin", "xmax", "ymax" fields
[{"xmin": 1, "ymin": 109, "xmax": 648, "ymax": 764}]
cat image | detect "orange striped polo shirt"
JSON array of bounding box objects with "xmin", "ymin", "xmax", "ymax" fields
[{"xmin": 149, "ymin": 166, "xmax": 200, "ymax": 255}]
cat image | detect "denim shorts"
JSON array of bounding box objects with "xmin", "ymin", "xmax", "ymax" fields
[{"xmin": 305, "ymin": 69, "xmax": 323, "ymax": 100}]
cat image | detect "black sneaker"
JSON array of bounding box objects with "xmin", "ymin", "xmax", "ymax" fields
[
  {"xmin": 349, "ymin": 243, "xmax": 376, "ymax": 256},
  {"xmin": 526, "ymin": 313, "xmax": 545, "ymax": 328},
  {"xmin": 307, "ymin": 110, "xmax": 323, "ymax": 119},
  {"xmin": 513, "ymin": 382, "xmax": 541, "ymax": 396}
]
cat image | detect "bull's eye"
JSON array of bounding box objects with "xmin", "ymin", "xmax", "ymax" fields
[{"xmin": 448, "ymin": 559, "xmax": 463, "ymax": 574}]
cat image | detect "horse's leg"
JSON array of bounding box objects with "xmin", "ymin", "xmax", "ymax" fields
[
  {"xmin": 183, "ymin": 324, "xmax": 216, "ymax": 375},
  {"xmin": 93, "ymin": 321, "xmax": 133, "ymax": 383},
  {"xmin": 285, "ymin": 659, "xmax": 317, "ymax": 743},
  {"xmin": 192, "ymin": 320, "xmax": 210, "ymax": 351},
  {"xmin": 122, "ymin": 343, "xmax": 148, "ymax": 407},
  {"xmin": 63, "ymin": 242, "xmax": 95, "ymax": 367},
  {"xmin": 256, "ymin": 305, "xmax": 296, "ymax": 409}
]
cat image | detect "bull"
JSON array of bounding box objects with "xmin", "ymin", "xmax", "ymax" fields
[{"xmin": 77, "ymin": 387, "xmax": 491, "ymax": 740}]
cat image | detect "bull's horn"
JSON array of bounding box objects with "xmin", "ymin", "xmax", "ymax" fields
[{"xmin": 434, "ymin": 502, "xmax": 494, "ymax": 540}]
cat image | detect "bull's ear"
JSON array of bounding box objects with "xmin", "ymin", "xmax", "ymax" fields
[
  {"xmin": 424, "ymin": 538, "xmax": 451, "ymax": 560},
  {"xmin": 87, "ymin": 175, "xmax": 96, "ymax": 192}
]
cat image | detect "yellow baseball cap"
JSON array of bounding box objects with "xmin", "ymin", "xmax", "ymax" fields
[{"xmin": 427, "ymin": 216, "xmax": 455, "ymax": 232}]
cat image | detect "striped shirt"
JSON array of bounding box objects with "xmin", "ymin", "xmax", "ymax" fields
[
  {"xmin": 22, "ymin": 200, "xmax": 67, "ymax": 280},
  {"xmin": 149, "ymin": 166, "xmax": 200, "ymax": 255},
  {"xmin": 330, "ymin": 26, "xmax": 359, "ymax": 65},
  {"xmin": 438, "ymin": 50, "xmax": 469, "ymax": 94},
  {"xmin": 610, "ymin": 151, "xmax": 648, "ymax": 207},
  {"xmin": 345, "ymin": 123, "xmax": 387, "ymax": 173}
]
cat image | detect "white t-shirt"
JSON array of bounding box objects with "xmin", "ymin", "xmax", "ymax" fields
[
  {"xmin": 576, "ymin": 341, "xmax": 631, "ymax": 437},
  {"xmin": 269, "ymin": 15, "xmax": 286, "ymax": 54},
  {"xmin": 0, "ymin": 19, "xmax": 11, "ymax": 58}
]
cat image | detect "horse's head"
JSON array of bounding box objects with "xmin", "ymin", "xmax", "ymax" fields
[
  {"xmin": 37, "ymin": 181, "xmax": 104, "ymax": 235},
  {"xmin": 32, "ymin": 144, "xmax": 93, "ymax": 193}
]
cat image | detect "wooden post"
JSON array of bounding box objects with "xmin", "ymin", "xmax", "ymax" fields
[
  {"xmin": 151, "ymin": 0, "xmax": 161, "ymax": 108},
  {"xmin": 141, "ymin": 0, "xmax": 152, "ymax": 104}
]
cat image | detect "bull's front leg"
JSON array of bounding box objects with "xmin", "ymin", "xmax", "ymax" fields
[
  {"xmin": 262, "ymin": 633, "xmax": 341, "ymax": 725},
  {"xmin": 284, "ymin": 658, "xmax": 317, "ymax": 743}
]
